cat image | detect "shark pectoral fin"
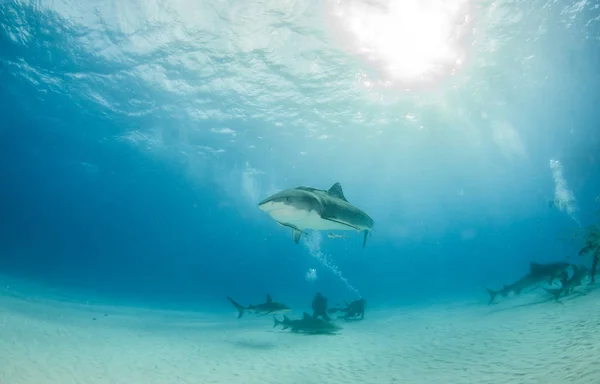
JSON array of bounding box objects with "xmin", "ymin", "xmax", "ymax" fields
[
  {"xmin": 293, "ymin": 230, "xmax": 302, "ymax": 244},
  {"xmin": 362, "ymin": 230, "xmax": 369, "ymax": 248}
]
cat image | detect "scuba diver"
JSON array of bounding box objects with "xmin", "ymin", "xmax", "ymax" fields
[
  {"xmin": 328, "ymin": 298, "xmax": 366, "ymax": 320},
  {"xmin": 311, "ymin": 292, "xmax": 331, "ymax": 321}
]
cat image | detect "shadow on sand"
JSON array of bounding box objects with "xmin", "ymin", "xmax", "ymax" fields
[{"xmin": 230, "ymin": 339, "xmax": 277, "ymax": 350}]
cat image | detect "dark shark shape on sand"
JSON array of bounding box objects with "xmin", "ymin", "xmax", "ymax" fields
[
  {"xmin": 486, "ymin": 261, "xmax": 571, "ymax": 304},
  {"xmin": 273, "ymin": 312, "xmax": 342, "ymax": 335},
  {"xmin": 544, "ymin": 264, "xmax": 589, "ymax": 300},
  {"xmin": 227, "ymin": 294, "xmax": 291, "ymax": 318}
]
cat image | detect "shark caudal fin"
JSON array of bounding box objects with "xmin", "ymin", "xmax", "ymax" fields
[
  {"xmin": 227, "ymin": 296, "xmax": 246, "ymax": 318},
  {"xmin": 486, "ymin": 288, "xmax": 498, "ymax": 304},
  {"xmin": 273, "ymin": 316, "xmax": 281, "ymax": 328}
]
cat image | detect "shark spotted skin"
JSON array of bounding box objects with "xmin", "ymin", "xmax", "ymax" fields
[
  {"xmin": 486, "ymin": 261, "xmax": 571, "ymax": 304},
  {"xmin": 258, "ymin": 182, "xmax": 374, "ymax": 247},
  {"xmin": 227, "ymin": 294, "xmax": 291, "ymax": 318}
]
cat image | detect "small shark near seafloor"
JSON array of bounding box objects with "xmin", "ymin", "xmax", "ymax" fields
[
  {"xmin": 257, "ymin": 182, "xmax": 374, "ymax": 247},
  {"xmin": 227, "ymin": 294, "xmax": 291, "ymax": 318},
  {"xmin": 273, "ymin": 312, "xmax": 342, "ymax": 334}
]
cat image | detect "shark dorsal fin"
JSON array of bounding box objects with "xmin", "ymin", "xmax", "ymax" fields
[
  {"xmin": 302, "ymin": 312, "xmax": 311, "ymax": 320},
  {"xmin": 327, "ymin": 182, "xmax": 348, "ymax": 202},
  {"xmin": 266, "ymin": 294, "xmax": 272, "ymax": 303},
  {"xmin": 283, "ymin": 315, "xmax": 290, "ymax": 322}
]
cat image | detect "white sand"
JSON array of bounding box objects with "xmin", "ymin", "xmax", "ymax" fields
[{"xmin": 1, "ymin": 280, "xmax": 599, "ymax": 384}]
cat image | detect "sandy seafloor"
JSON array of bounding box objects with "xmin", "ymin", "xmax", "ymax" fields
[{"xmin": 1, "ymin": 276, "xmax": 599, "ymax": 384}]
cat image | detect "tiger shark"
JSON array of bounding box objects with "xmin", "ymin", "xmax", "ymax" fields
[{"xmin": 257, "ymin": 182, "xmax": 374, "ymax": 247}]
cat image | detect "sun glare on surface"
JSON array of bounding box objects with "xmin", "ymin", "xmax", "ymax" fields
[{"xmin": 326, "ymin": 0, "xmax": 473, "ymax": 88}]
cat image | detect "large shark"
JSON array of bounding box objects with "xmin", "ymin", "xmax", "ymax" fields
[
  {"xmin": 486, "ymin": 261, "xmax": 571, "ymax": 304},
  {"xmin": 257, "ymin": 182, "xmax": 374, "ymax": 247},
  {"xmin": 544, "ymin": 264, "xmax": 589, "ymax": 300}
]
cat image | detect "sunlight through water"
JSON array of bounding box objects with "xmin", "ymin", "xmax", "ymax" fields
[{"xmin": 326, "ymin": 0, "xmax": 474, "ymax": 88}]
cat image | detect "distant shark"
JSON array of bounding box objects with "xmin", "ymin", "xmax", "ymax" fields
[
  {"xmin": 273, "ymin": 312, "xmax": 342, "ymax": 335},
  {"xmin": 486, "ymin": 261, "xmax": 571, "ymax": 304},
  {"xmin": 258, "ymin": 182, "xmax": 374, "ymax": 247},
  {"xmin": 544, "ymin": 264, "xmax": 589, "ymax": 300},
  {"xmin": 227, "ymin": 294, "xmax": 291, "ymax": 318}
]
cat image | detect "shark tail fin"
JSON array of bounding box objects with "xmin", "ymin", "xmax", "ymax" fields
[
  {"xmin": 544, "ymin": 288, "xmax": 562, "ymax": 300},
  {"xmin": 273, "ymin": 316, "xmax": 281, "ymax": 328},
  {"xmin": 486, "ymin": 288, "xmax": 498, "ymax": 305},
  {"xmin": 227, "ymin": 296, "xmax": 245, "ymax": 318}
]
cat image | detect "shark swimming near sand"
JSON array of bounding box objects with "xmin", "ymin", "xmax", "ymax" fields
[
  {"xmin": 544, "ymin": 264, "xmax": 589, "ymax": 300},
  {"xmin": 227, "ymin": 294, "xmax": 291, "ymax": 318},
  {"xmin": 273, "ymin": 312, "xmax": 342, "ymax": 335},
  {"xmin": 258, "ymin": 182, "xmax": 374, "ymax": 247},
  {"xmin": 486, "ymin": 261, "xmax": 571, "ymax": 304}
]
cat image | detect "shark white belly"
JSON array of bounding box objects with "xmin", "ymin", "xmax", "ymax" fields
[
  {"xmin": 264, "ymin": 203, "xmax": 355, "ymax": 232},
  {"xmin": 258, "ymin": 182, "xmax": 374, "ymax": 247}
]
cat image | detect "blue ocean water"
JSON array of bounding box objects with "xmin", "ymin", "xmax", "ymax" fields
[{"xmin": 1, "ymin": 0, "xmax": 600, "ymax": 382}]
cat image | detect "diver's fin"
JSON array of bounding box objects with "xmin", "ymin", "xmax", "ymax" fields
[
  {"xmin": 327, "ymin": 182, "xmax": 348, "ymax": 202},
  {"xmin": 227, "ymin": 296, "xmax": 246, "ymax": 318},
  {"xmin": 266, "ymin": 294, "xmax": 272, "ymax": 303},
  {"xmin": 293, "ymin": 230, "xmax": 302, "ymax": 244}
]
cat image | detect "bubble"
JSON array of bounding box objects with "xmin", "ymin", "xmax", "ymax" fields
[
  {"xmin": 302, "ymin": 231, "xmax": 360, "ymax": 296},
  {"xmin": 549, "ymin": 159, "xmax": 581, "ymax": 226},
  {"xmin": 305, "ymin": 268, "xmax": 317, "ymax": 282}
]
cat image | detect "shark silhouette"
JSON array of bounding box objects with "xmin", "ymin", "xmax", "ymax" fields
[{"xmin": 258, "ymin": 182, "xmax": 374, "ymax": 247}]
